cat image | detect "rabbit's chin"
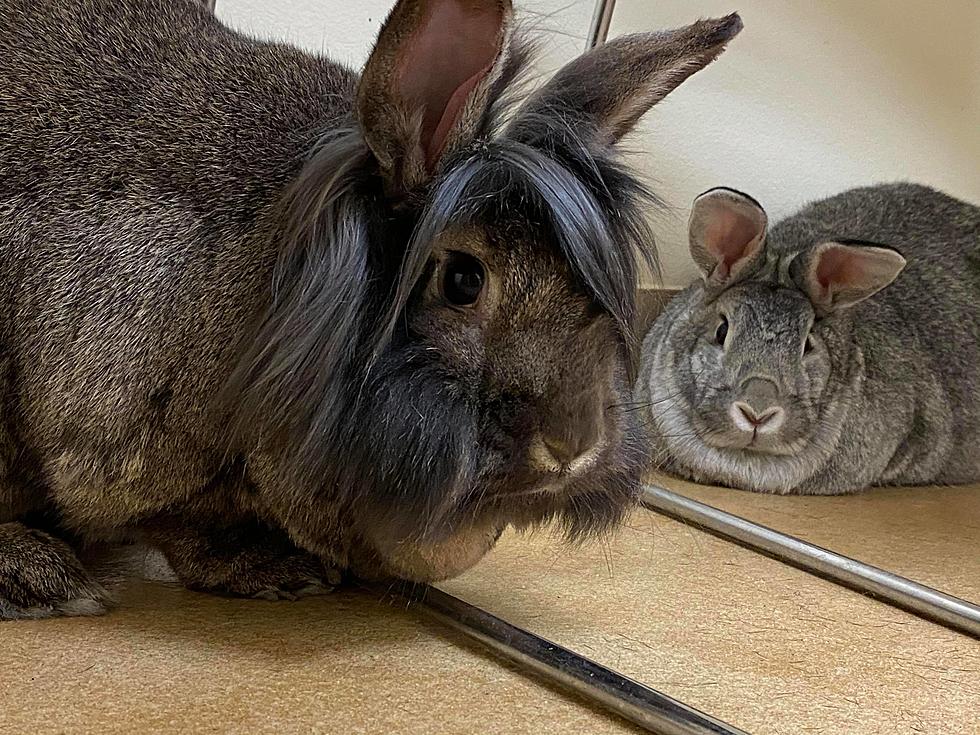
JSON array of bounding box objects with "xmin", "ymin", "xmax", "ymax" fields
[{"xmin": 361, "ymin": 522, "xmax": 506, "ymax": 583}]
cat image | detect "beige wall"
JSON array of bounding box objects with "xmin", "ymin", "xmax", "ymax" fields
[
  {"xmin": 216, "ymin": 0, "xmax": 979, "ymax": 288},
  {"xmin": 215, "ymin": 0, "xmax": 594, "ymax": 75},
  {"xmin": 613, "ymin": 0, "xmax": 980, "ymax": 286}
]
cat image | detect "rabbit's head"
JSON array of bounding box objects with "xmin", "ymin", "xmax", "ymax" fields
[
  {"xmin": 644, "ymin": 188, "xmax": 905, "ymax": 489},
  {"xmin": 229, "ymin": 1, "xmax": 743, "ymax": 580}
]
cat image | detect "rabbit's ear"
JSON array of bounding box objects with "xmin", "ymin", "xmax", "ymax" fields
[
  {"xmin": 689, "ymin": 187, "xmax": 768, "ymax": 286},
  {"xmin": 357, "ymin": 0, "xmax": 512, "ymax": 195},
  {"xmin": 798, "ymin": 242, "xmax": 906, "ymax": 313},
  {"xmin": 508, "ymin": 14, "xmax": 741, "ymax": 147}
]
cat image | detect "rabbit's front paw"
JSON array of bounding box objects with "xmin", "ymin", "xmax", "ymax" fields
[
  {"xmin": 0, "ymin": 523, "xmax": 112, "ymax": 620},
  {"xmin": 230, "ymin": 552, "xmax": 343, "ymax": 601},
  {"xmin": 148, "ymin": 518, "xmax": 342, "ymax": 601},
  {"xmin": 191, "ymin": 551, "xmax": 343, "ymax": 601},
  {"xmin": 247, "ymin": 567, "xmax": 341, "ymax": 601}
]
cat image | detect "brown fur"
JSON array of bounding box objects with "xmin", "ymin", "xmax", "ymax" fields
[{"xmin": 0, "ymin": 0, "xmax": 741, "ymax": 616}]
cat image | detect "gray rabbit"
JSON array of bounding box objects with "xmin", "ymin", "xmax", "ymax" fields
[
  {"xmin": 638, "ymin": 183, "xmax": 980, "ymax": 494},
  {"xmin": 0, "ymin": 0, "xmax": 743, "ymax": 617}
]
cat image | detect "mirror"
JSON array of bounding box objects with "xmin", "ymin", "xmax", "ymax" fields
[{"xmin": 635, "ymin": 289, "xmax": 980, "ymax": 607}]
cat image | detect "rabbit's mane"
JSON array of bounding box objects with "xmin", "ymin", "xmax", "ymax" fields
[{"xmin": 227, "ymin": 67, "xmax": 660, "ymax": 513}]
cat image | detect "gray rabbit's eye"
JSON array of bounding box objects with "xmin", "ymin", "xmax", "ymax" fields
[
  {"xmin": 442, "ymin": 252, "xmax": 485, "ymax": 307},
  {"xmin": 715, "ymin": 316, "xmax": 729, "ymax": 346}
]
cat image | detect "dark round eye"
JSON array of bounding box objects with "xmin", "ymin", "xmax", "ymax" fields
[
  {"xmin": 804, "ymin": 334, "xmax": 815, "ymax": 356},
  {"xmin": 442, "ymin": 253, "xmax": 485, "ymax": 307},
  {"xmin": 715, "ymin": 316, "xmax": 729, "ymax": 346}
]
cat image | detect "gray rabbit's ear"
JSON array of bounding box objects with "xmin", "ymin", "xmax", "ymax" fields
[
  {"xmin": 357, "ymin": 0, "xmax": 513, "ymax": 195},
  {"xmin": 796, "ymin": 242, "xmax": 906, "ymax": 313},
  {"xmin": 689, "ymin": 187, "xmax": 768, "ymax": 287},
  {"xmin": 508, "ymin": 14, "xmax": 742, "ymax": 146}
]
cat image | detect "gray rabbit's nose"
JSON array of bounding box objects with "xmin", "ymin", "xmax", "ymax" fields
[{"xmin": 730, "ymin": 397, "xmax": 785, "ymax": 435}]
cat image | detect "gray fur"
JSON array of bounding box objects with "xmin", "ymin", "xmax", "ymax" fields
[{"xmin": 639, "ymin": 183, "xmax": 980, "ymax": 494}]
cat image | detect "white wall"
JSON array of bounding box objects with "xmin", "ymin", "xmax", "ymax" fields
[
  {"xmin": 612, "ymin": 0, "xmax": 980, "ymax": 286},
  {"xmin": 215, "ymin": 0, "xmax": 595, "ymax": 75},
  {"xmin": 215, "ymin": 0, "xmax": 388, "ymax": 66},
  {"xmin": 215, "ymin": 0, "xmax": 979, "ymax": 287}
]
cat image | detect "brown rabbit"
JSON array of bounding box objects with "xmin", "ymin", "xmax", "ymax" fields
[{"xmin": 0, "ymin": 0, "xmax": 741, "ymax": 618}]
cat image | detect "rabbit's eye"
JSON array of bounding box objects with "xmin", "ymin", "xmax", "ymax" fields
[
  {"xmin": 443, "ymin": 253, "xmax": 485, "ymax": 307},
  {"xmin": 714, "ymin": 316, "xmax": 729, "ymax": 346}
]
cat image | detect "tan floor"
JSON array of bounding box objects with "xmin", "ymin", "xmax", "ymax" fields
[
  {"xmin": 651, "ymin": 473, "xmax": 980, "ymax": 602},
  {"xmin": 3, "ymin": 579, "xmax": 634, "ymax": 734},
  {"xmin": 2, "ymin": 484, "xmax": 978, "ymax": 734},
  {"xmin": 443, "ymin": 495, "xmax": 980, "ymax": 734}
]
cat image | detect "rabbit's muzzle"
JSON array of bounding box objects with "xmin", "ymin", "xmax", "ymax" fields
[{"xmin": 730, "ymin": 377, "xmax": 786, "ymax": 436}]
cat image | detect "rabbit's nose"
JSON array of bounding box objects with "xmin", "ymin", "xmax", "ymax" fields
[
  {"xmin": 542, "ymin": 434, "xmax": 592, "ymax": 466},
  {"xmin": 532, "ymin": 386, "xmax": 606, "ymax": 474},
  {"xmin": 534, "ymin": 418, "xmax": 604, "ymax": 474},
  {"xmin": 730, "ymin": 401, "xmax": 785, "ymax": 434}
]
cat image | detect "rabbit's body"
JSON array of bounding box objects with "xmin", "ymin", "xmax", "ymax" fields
[
  {"xmin": 639, "ymin": 183, "xmax": 980, "ymax": 494},
  {"xmin": 0, "ymin": 1, "xmax": 353, "ymax": 532},
  {"xmin": 0, "ymin": 0, "xmax": 366, "ymax": 614},
  {"xmin": 0, "ymin": 0, "xmax": 743, "ymax": 617}
]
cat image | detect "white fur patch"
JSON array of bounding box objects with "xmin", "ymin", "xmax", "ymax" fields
[{"xmin": 729, "ymin": 402, "xmax": 785, "ymax": 434}]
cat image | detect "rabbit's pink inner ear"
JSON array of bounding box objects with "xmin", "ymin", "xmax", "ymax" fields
[
  {"xmin": 813, "ymin": 245, "xmax": 859, "ymax": 295},
  {"xmin": 427, "ymin": 65, "xmax": 491, "ymax": 169},
  {"xmin": 690, "ymin": 191, "xmax": 767, "ymax": 284},
  {"xmin": 807, "ymin": 243, "xmax": 907, "ymax": 310},
  {"xmin": 395, "ymin": 0, "xmax": 504, "ymax": 169},
  {"xmin": 705, "ymin": 213, "xmax": 764, "ymax": 280}
]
